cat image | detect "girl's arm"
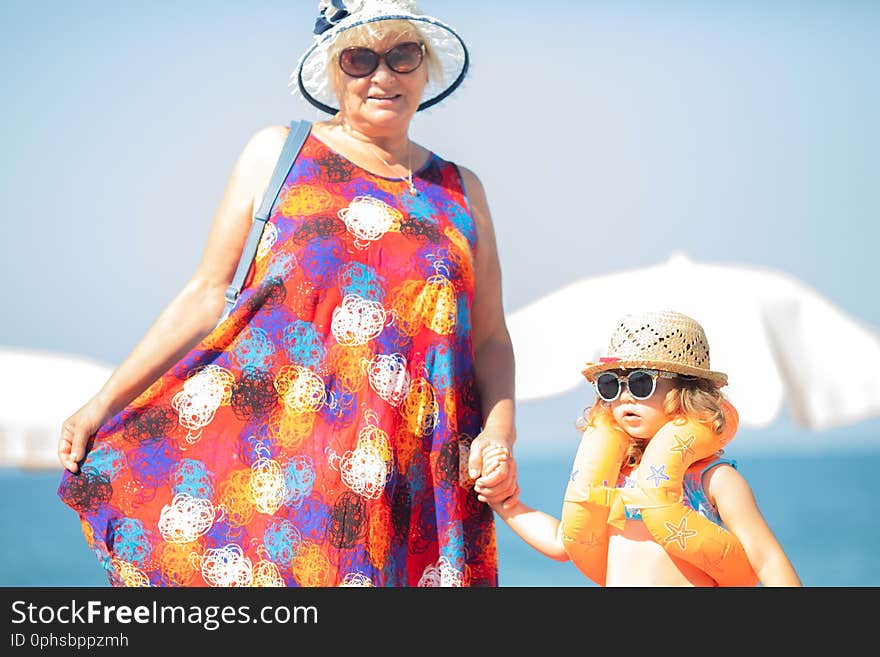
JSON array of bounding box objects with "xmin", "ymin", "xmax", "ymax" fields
[
  {"xmin": 706, "ymin": 464, "xmax": 803, "ymax": 586},
  {"xmin": 479, "ymin": 444, "xmax": 566, "ymax": 561},
  {"xmin": 492, "ymin": 500, "xmax": 569, "ymax": 562}
]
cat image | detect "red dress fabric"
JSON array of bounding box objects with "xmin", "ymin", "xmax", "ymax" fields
[{"xmin": 58, "ymin": 132, "xmax": 498, "ymax": 587}]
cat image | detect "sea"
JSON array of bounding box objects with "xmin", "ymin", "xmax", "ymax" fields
[{"xmin": 2, "ymin": 449, "xmax": 878, "ymax": 587}]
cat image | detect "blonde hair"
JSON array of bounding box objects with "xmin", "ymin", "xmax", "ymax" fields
[
  {"xmin": 326, "ymin": 19, "xmax": 444, "ymax": 98},
  {"xmin": 577, "ymin": 376, "xmax": 727, "ymax": 469}
]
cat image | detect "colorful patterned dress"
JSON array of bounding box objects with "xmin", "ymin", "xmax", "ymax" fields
[{"xmin": 58, "ymin": 132, "xmax": 498, "ymax": 587}]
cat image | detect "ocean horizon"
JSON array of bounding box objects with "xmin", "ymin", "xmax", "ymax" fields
[{"xmin": 1, "ymin": 447, "xmax": 877, "ymax": 587}]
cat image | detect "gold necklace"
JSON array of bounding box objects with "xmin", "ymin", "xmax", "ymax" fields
[
  {"xmin": 372, "ymin": 141, "xmax": 417, "ymax": 196},
  {"xmin": 335, "ymin": 122, "xmax": 418, "ymax": 195}
]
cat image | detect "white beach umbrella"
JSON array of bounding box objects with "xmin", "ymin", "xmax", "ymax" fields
[
  {"xmin": 507, "ymin": 253, "xmax": 880, "ymax": 430},
  {"xmin": 0, "ymin": 347, "xmax": 114, "ymax": 468}
]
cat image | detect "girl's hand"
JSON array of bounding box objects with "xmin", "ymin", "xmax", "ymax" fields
[
  {"xmin": 468, "ymin": 431, "xmax": 520, "ymax": 510},
  {"xmin": 480, "ymin": 443, "xmax": 510, "ymax": 479}
]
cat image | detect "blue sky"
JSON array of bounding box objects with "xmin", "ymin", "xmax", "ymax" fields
[{"xmin": 1, "ymin": 1, "xmax": 878, "ymax": 454}]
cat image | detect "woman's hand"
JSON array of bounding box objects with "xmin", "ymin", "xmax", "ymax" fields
[
  {"xmin": 58, "ymin": 399, "xmax": 109, "ymax": 473},
  {"xmin": 468, "ymin": 430, "xmax": 520, "ymax": 510}
]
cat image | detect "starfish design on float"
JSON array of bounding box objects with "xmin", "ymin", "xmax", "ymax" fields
[
  {"xmin": 663, "ymin": 516, "xmax": 698, "ymax": 550},
  {"xmin": 647, "ymin": 465, "xmax": 670, "ymax": 487},
  {"xmin": 670, "ymin": 433, "xmax": 696, "ymax": 461}
]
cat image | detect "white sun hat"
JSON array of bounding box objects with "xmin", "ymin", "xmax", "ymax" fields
[{"xmin": 293, "ymin": 0, "xmax": 470, "ymax": 114}]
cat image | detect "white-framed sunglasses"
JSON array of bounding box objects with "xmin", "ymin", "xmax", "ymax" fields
[{"xmin": 593, "ymin": 368, "xmax": 678, "ymax": 402}]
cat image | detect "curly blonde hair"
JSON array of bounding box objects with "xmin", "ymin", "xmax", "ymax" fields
[{"xmin": 576, "ymin": 376, "xmax": 728, "ymax": 469}]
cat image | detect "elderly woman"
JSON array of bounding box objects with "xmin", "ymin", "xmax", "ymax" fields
[{"xmin": 57, "ymin": 0, "xmax": 518, "ymax": 587}]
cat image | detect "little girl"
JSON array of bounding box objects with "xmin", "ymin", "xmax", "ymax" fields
[{"xmin": 484, "ymin": 310, "xmax": 802, "ymax": 587}]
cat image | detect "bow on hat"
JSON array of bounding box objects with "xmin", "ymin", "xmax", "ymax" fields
[{"xmin": 315, "ymin": 0, "xmax": 352, "ymax": 35}]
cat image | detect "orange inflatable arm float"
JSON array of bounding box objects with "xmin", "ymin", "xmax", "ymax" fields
[
  {"xmin": 635, "ymin": 400, "xmax": 758, "ymax": 586},
  {"xmin": 561, "ymin": 400, "xmax": 758, "ymax": 587},
  {"xmin": 560, "ymin": 415, "xmax": 630, "ymax": 586}
]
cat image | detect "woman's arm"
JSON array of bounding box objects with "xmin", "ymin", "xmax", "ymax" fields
[
  {"xmin": 458, "ymin": 165, "xmax": 519, "ymax": 509},
  {"xmin": 58, "ymin": 125, "xmax": 289, "ymax": 473},
  {"xmin": 706, "ymin": 464, "xmax": 803, "ymax": 586}
]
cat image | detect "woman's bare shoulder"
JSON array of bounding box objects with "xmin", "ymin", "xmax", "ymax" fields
[
  {"xmin": 453, "ymin": 164, "xmax": 491, "ymax": 222},
  {"xmin": 250, "ymin": 124, "xmax": 290, "ymax": 144},
  {"xmin": 239, "ymin": 124, "xmax": 290, "ymax": 169},
  {"xmin": 455, "ymin": 164, "xmax": 484, "ymax": 194},
  {"xmin": 224, "ymin": 124, "xmax": 293, "ymax": 202}
]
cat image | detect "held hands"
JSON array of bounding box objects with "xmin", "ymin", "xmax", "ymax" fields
[
  {"xmin": 57, "ymin": 399, "xmax": 108, "ymax": 473},
  {"xmin": 467, "ymin": 431, "xmax": 519, "ymax": 510}
]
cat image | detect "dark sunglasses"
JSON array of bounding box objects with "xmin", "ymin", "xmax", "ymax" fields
[
  {"xmin": 339, "ymin": 42, "xmax": 425, "ymax": 78},
  {"xmin": 594, "ymin": 369, "xmax": 678, "ymax": 402}
]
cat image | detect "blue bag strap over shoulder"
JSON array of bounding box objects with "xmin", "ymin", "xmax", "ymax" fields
[{"xmin": 219, "ymin": 119, "xmax": 312, "ymax": 323}]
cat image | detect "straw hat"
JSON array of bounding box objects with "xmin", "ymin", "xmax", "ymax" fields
[
  {"xmin": 294, "ymin": 0, "xmax": 470, "ymax": 114},
  {"xmin": 581, "ymin": 310, "xmax": 728, "ymax": 387}
]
